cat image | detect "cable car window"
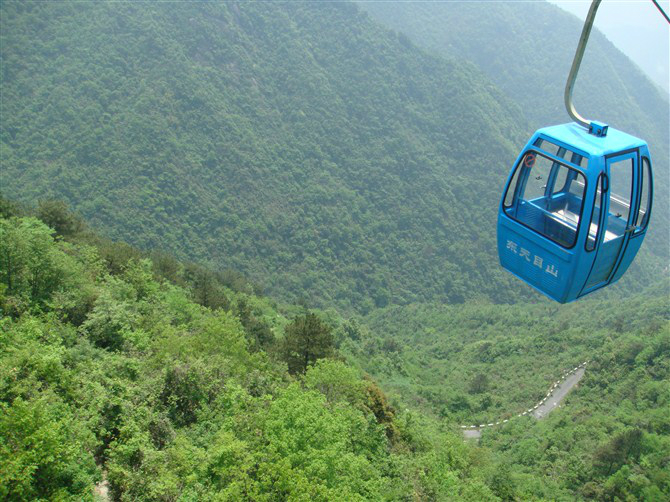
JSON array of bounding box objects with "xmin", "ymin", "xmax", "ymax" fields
[
  {"xmin": 503, "ymin": 165, "xmax": 523, "ymax": 209},
  {"xmin": 634, "ymin": 157, "xmax": 651, "ymax": 231},
  {"xmin": 586, "ymin": 174, "xmax": 606, "ymax": 251},
  {"xmin": 606, "ymin": 158, "xmax": 633, "ymax": 240},
  {"xmin": 568, "ymin": 178, "xmax": 585, "ymax": 197},
  {"xmin": 533, "ymin": 138, "xmax": 586, "ymax": 167},
  {"xmin": 553, "ymin": 166, "xmax": 569, "ymax": 193},
  {"xmin": 523, "ymin": 153, "xmax": 552, "ymax": 201},
  {"xmin": 503, "ymin": 151, "xmax": 586, "ymax": 248}
]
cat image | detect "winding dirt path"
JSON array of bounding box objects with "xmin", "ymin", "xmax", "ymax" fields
[
  {"xmin": 533, "ymin": 366, "xmax": 584, "ymax": 419},
  {"xmin": 462, "ymin": 362, "xmax": 587, "ymax": 439}
]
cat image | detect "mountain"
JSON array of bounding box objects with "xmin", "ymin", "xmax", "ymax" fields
[
  {"xmin": 339, "ymin": 281, "xmax": 670, "ymax": 500},
  {"xmin": 1, "ymin": 1, "xmax": 665, "ymax": 312},
  {"xmin": 4, "ymin": 1, "xmax": 670, "ymax": 499},
  {"xmin": 344, "ymin": 281, "xmax": 669, "ymax": 422},
  {"xmin": 1, "ymin": 207, "xmax": 507, "ymax": 500},
  {"xmin": 358, "ymin": 0, "xmax": 670, "ymax": 262},
  {"xmin": 3, "ymin": 203, "xmax": 668, "ymax": 500},
  {"xmin": 0, "ymin": 1, "xmax": 554, "ymax": 311}
]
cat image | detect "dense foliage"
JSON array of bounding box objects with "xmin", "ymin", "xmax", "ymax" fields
[
  {"xmin": 0, "ymin": 0, "xmax": 563, "ymax": 311},
  {"xmin": 2, "ymin": 2, "xmax": 665, "ymax": 311},
  {"xmin": 2, "ymin": 1, "xmax": 669, "ymax": 499},
  {"xmin": 339, "ymin": 284, "xmax": 670, "ymax": 499},
  {"xmin": 0, "ymin": 213, "xmax": 507, "ymax": 501},
  {"xmin": 3, "ymin": 2, "xmax": 665, "ymax": 312},
  {"xmin": 481, "ymin": 327, "xmax": 670, "ymax": 500},
  {"xmin": 343, "ymin": 290, "xmax": 668, "ymax": 424},
  {"xmin": 2, "ymin": 206, "xmax": 668, "ymax": 500}
]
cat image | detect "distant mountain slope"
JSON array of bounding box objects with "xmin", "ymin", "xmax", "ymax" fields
[
  {"xmin": 339, "ymin": 280, "xmax": 670, "ymax": 500},
  {"xmin": 344, "ymin": 278, "xmax": 669, "ymax": 423},
  {"xmin": 1, "ymin": 1, "xmax": 663, "ymax": 311},
  {"xmin": 359, "ymin": 0, "xmax": 669, "ymax": 262},
  {"xmin": 1, "ymin": 1, "xmax": 536, "ymax": 310}
]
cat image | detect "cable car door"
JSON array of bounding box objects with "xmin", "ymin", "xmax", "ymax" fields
[{"xmin": 580, "ymin": 151, "xmax": 638, "ymax": 294}]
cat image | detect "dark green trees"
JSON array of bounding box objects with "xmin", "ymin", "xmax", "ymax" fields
[
  {"xmin": 0, "ymin": 0, "xmax": 533, "ymax": 310},
  {"xmin": 36, "ymin": 200, "xmax": 83, "ymax": 238},
  {"xmin": 593, "ymin": 428, "xmax": 644, "ymax": 477},
  {"xmin": 281, "ymin": 313, "xmax": 334, "ymax": 375}
]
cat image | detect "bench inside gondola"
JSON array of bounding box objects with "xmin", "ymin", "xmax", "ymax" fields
[{"xmin": 515, "ymin": 193, "xmax": 581, "ymax": 248}]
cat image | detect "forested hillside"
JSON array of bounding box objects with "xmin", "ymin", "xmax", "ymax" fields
[
  {"xmin": 2, "ymin": 203, "xmax": 668, "ymax": 500},
  {"xmin": 338, "ymin": 285, "xmax": 670, "ymax": 500},
  {"xmin": 343, "ymin": 285, "xmax": 668, "ymax": 424},
  {"xmin": 359, "ymin": 0, "xmax": 670, "ymax": 263},
  {"xmin": 0, "ymin": 204, "xmax": 525, "ymax": 501},
  {"xmin": 3, "ymin": 2, "xmax": 670, "ymax": 499},
  {"xmin": 1, "ymin": 0, "xmax": 537, "ymax": 310}
]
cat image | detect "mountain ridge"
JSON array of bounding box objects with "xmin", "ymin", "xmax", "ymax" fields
[{"xmin": 1, "ymin": 0, "xmax": 665, "ymax": 311}]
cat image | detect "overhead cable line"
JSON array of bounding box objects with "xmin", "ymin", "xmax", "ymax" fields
[{"xmin": 651, "ymin": 0, "xmax": 670, "ymax": 24}]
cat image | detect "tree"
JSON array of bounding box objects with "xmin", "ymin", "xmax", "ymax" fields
[
  {"xmin": 36, "ymin": 199, "xmax": 83, "ymax": 237},
  {"xmin": 0, "ymin": 195, "xmax": 22, "ymax": 219},
  {"xmin": 304, "ymin": 359, "xmax": 365, "ymax": 406},
  {"xmin": 235, "ymin": 298, "xmax": 274, "ymax": 350},
  {"xmin": 0, "ymin": 396, "xmax": 98, "ymax": 500},
  {"xmin": 280, "ymin": 313, "xmax": 334, "ymax": 374},
  {"xmin": 185, "ymin": 264, "xmax": 229, "ymax": 311},
  {"xmin": 150, "ymin": 251, "xmax": 181, "ymax": 284},
  {"xmin": 468, "ymin": 373, "xmax": 489, "ymax": 394},
  {"xmin": 160, "ymin": 364, "xmax": 208, "ymax": 427},
  {"xmin": 0, "ymin": 217, "xmax": 71, "ymax": 308},
  {"xmin": 593, "ymin": 428, "xmax": 644, "ymax": 476}
]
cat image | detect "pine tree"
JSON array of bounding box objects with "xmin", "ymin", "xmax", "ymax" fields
[{"xmin": 281, "ymin": 313, "xmax": 334, "ymax": 374}]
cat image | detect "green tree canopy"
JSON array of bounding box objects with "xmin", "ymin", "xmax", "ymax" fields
[{"xmin": 281, "ymin": 313, "xmax": 334, "ymax": 375}]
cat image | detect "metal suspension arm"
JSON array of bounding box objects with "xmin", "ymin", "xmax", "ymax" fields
[
  {"xmin": 564, "ymin": 0, "xmax": 602, "ymax": 132},
  {"xmin": 651, "ymin": 0, "xmax": 670, "ymax": 24},
  {"xmin": 564, "ymin": 0, "xmax": 669, "ymax": 135}
]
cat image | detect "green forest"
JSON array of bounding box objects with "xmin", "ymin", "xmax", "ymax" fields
[
  {"xmin": 359, "ymin": 0, "xmax": 670, "ymax": 260},
  {"xmin": 0, "ymin": 202, "xmax": 521, "ymax": 501},
  {"xmin": 1, "ymin": 203, "xmax": 668, "ymax": 501},
  {"xmin": 1, "ymin": 0, "xmax": 669, "ymax": 500},
  {"xmin": 3, "ymin": 1, "xmax": 666, "ymax": 311},
  {"xmin": 0, "ymin": 0, "xmax": 528, "ymax": 310}
]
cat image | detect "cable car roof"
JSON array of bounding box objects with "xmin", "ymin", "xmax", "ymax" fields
[{"xmin": 537, "ymin": 123, "xmax": 647, "ymax": 159}]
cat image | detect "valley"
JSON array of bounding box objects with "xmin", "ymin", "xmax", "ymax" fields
[{"xmin": 1, "ymin": 1, "xmax": 669, "ymax": 500}]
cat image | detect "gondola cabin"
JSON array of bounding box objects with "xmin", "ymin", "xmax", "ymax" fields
[{"xmin": 498, "ymin": 122, "xmax": 652, "ymax": 303}]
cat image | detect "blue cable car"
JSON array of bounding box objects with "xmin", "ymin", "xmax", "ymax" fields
[
  {"xmin": 498, "ymin": 123, "xmax": 653, "ymax": 302},
  {"xmin": 497, "ymin": 0, "xmax": 664, "ymax": 303}
]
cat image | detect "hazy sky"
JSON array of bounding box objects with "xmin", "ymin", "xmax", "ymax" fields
[{"xmin": 547, "ymin": 0, "xmax": 669, "ymax": 93}]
